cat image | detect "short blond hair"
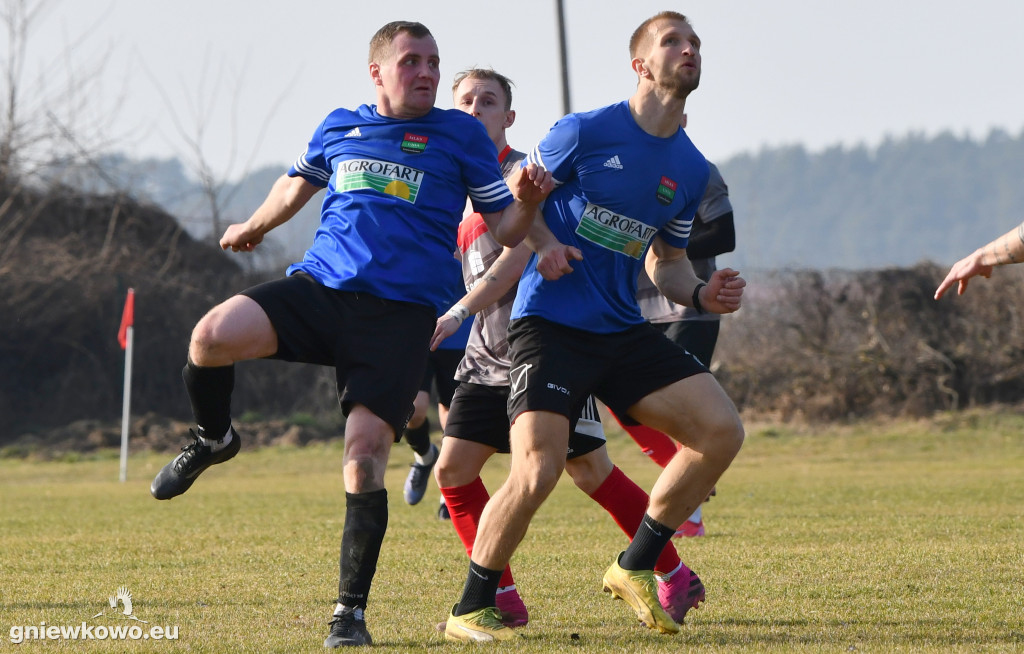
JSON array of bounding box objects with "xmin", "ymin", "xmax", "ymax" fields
[
  {"xmin": 628, "ymin": 11, "xmax": 691, "ymax": 58},
  {"xmin": 368, "ymin": 21, "xmax": 433, "ymax": 64},
  {"xmin": 451, "ymin": 68, "xmax": 515, "ymax": 111}
]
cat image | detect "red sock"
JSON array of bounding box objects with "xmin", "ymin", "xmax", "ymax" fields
[
  {"xmin": 609, "ymin": 410, "xmax": 680, "ymax": 468},
  {"xmin": 440, "ymin": 477, "xmax": 515, "ymax": 588},
  {"xmin": 588, "ymin": 465, "xmax": 682, "ymax": 575}
]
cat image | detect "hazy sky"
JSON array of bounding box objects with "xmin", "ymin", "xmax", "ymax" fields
[{"xmin": 21, "ymin": 0, "xmax": 1024, "ymax": 177}]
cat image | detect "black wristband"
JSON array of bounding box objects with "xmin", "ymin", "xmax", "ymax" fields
[{"xmin": 692, "ymin": 282, "xmax": 707, "ymax": 314}]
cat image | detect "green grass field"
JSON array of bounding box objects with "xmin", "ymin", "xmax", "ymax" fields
[{"xmin": 2, "ymin": 410, "xmax": 1022, "ymax": 652}]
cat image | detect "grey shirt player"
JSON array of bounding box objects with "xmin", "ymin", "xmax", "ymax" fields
[{"xmin": 455, "ymin": 147, "xmax": 528, "ymax": 387}]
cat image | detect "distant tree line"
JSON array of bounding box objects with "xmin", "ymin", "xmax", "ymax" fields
[
  {"xmin": 4, "ymin": 179, "xmax": 1024, "ymax": 442},
  {"xmin": 717, "ymin": 127, "xmax": 1024, "ymax": 271},
  {"xmin": 46, "ymin": 126, "xmax": 1024, "ymax": 275},
  {"xmin": 715, "ymin": 263, "xmax": 1024, "ymax": 422},
  {"xmin": 5, "ymin": 128, "xmax": 1024, "ymax": 441}
]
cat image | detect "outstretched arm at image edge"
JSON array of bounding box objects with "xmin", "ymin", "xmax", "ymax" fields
[{"xmin": 934, "ymin": 221, "xmax": 1024, "ymax": 299}]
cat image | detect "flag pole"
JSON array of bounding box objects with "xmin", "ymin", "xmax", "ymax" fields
[
  {"xmin": 118, "ymin": 289, "xmax": 135, "ymax": 483},
  {"xmin": 120, "ymin": 324, "xmax": 134, "ymax": 482}
]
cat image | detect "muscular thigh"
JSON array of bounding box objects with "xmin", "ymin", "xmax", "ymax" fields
[
  {"xmin": 628, "ymin": 372, "xmax": 739, "ymax": 448},
  {"xmin": 445, "ymin": 382, "xmax": 514, "ymax": 453},
  {"xmin": 239, "ymin": 273, "xmax": 344, "ymax": 365},
  {"xmin": 193, "ymin": 294, "xmax": 278, "ymax": 363},
  {"xmin": 593, "ymin": 322, "xmax": 708, "ymax": 419},
  {"xmin": 506, "ymin": 317, "xmax": 612, "ymax": 424},
  {"xmin": 243, "ymin": 273, "xmax": 435, "ymax": 437}
]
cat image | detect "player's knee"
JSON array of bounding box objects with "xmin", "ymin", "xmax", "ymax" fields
[
  {"xmin": 509, "ymin": 458, "xmax": 562, "ymax": 501},
  {"xmin": 702, "ymin": 413, "xmax": 745, "ymax": 467},
  {"xmin": 343, "ymin": 439, "xmax": 389, "ymax": 490},
  {"xmin": 189, "ymin": 314, "xmax": 221, "ymax": 360},
  {"xmin": 565, "ymin": 467, "xmax": 601, "ymax": 495},
  {"xmin": 189, "ymin": 308, "xmax": 242, "ymax": 364},
  {"xmin": 434, "ymin": 455, "xmax": 470, "ymax": 488},
  {"xmin": 564, "ymin": 455, "xmax": 610, "ymax": 495},
  {"xmin": 344, "ymin": 421, "xmax": 391, "ymax": 462}
]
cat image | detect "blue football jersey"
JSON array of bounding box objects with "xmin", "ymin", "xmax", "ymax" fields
[
  {"xmin": 286, "ymin": 104, "xmax": 512, "ymax": 313},
  {"xmin": 511, "ymin": 101, "xmax": 709, "ymax": 332}
]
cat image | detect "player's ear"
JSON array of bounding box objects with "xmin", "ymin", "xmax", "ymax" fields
[
  {"xmin": 369, "ymin": 62, "xmax": 383, "ymax": 86},
  {"xmin": 631, "ymin": 57, "xmax": 648, "ymax": 79},
  {"xmin": 504, "ymin": 110, "xmax": 516, "ymax": 129}
]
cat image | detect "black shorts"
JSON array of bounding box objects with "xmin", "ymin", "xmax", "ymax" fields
[
  {"xmin": 656, "ymin": 320, "xmax": 720, "ymax": 368},
  {"xmin": 240, "ymin": 273, "xmax": 435, "ymax": 437},
  {"xmin": 420, "ymin": 348, "xmax": 464, "ymax": 408},
  {"xmin": 506, "ymin": 316, "xmax": 708, "ymax": 425},
  {"xmin": 445, "ymin": 382, "xmax": 605, "ymax": 459}
]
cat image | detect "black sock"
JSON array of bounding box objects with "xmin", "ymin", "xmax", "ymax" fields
[
  {"xmin": 403, "ymin": 417, "xmax": 431, "ymax": 456},
  {"xmin": 337, "ymin": 490, "xmax": 388, "ymax": 609},
  {"xmin": 453, "ymin": 561, "xmax": 503, "ymax": 616},
  {"xmin": 619, "ymin": 514, "xmax": 673, "ymax": 572},
  {"xmin": 182, "ymin": 358, "xmax": 234, "ymax": 438}
]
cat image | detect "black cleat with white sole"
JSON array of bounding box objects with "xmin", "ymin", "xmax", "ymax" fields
[
  {"xmin": 324, "ymin": 607, "xmax": 372, "ymax": 648},
  {"xmin": 150, "ymin": 427, "xmax": 240, "ymax": 500}
]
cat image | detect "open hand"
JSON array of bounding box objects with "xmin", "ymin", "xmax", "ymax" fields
[
  {"xmin": 429, "ymin": 314, "xmax": 462, "ymax": 351},
  {"xmin": 934, "ymin": 253, "xmax": 991, "ymax": 299}
]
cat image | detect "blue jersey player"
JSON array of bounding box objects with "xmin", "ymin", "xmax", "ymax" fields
[
  {"xmin": 445, "ymin": 12, "xmax": 746, "ymax": 641},
  {"xmin": 148, "ymin": 20, "xmax": 552, "ymax": 648}
]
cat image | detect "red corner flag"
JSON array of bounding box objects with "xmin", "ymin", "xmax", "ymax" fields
[{"xmin": 117, "ymin": 288, "xmax": 135, "ymax": 349}]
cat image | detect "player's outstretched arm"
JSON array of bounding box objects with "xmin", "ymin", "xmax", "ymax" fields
[
  {"xmin": 934, "ymin": 221, "xmax": 1024, "ymax": 299},
  {"xmin": 934, "ymin": 253, "xmax": 992, "ymax": 299},
  {"xmin": 430, "ymin": 244, "xmax": 534, "ymax": 351},
  {"xmin": 220, "ymin": 174, "xmax": 320, "ymax": 252}
]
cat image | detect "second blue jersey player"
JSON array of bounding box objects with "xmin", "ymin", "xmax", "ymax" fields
[{"xmin": 445, "ymin": 11, "xmax": 746, "ymax": 641}]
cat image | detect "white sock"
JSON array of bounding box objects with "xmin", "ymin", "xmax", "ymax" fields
[
  {"xmin": 198, "ymin": 426, "xmax": 232, "ymax": 452},
  {"xmin": 413, "ymin": 443, "xmax": 437, "ymax": 466},
  {"xmin": 496, "ymin": 585, "xmax": 517, "ymax": 595},
  {"xmin": 334, "ymin": 603, "xmax": 363, "ymax": 619},
  {"xmin": 655, "ymin": 562, "xmax": 683, "ymax": 582},
  {"xmin": 687, "ymin": 505, "xmax": 702, "ymax": 523}
]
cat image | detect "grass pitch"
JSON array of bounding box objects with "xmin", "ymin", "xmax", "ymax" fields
[{"xmin": 1, "ymin": 410, "xmax": 1022, "ymax": 652}]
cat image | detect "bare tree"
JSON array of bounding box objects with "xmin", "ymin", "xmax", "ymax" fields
[
  {"xmin": 0, "ymin": 0, "xmax": 124, "ymax": 187},
  {"xmin": 143, "ymin": 48, "xmax": 297, "ymax": 240},
  {"xmin": 0, "ymin": 0, "xmax": 43, "ymax": 185}
]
